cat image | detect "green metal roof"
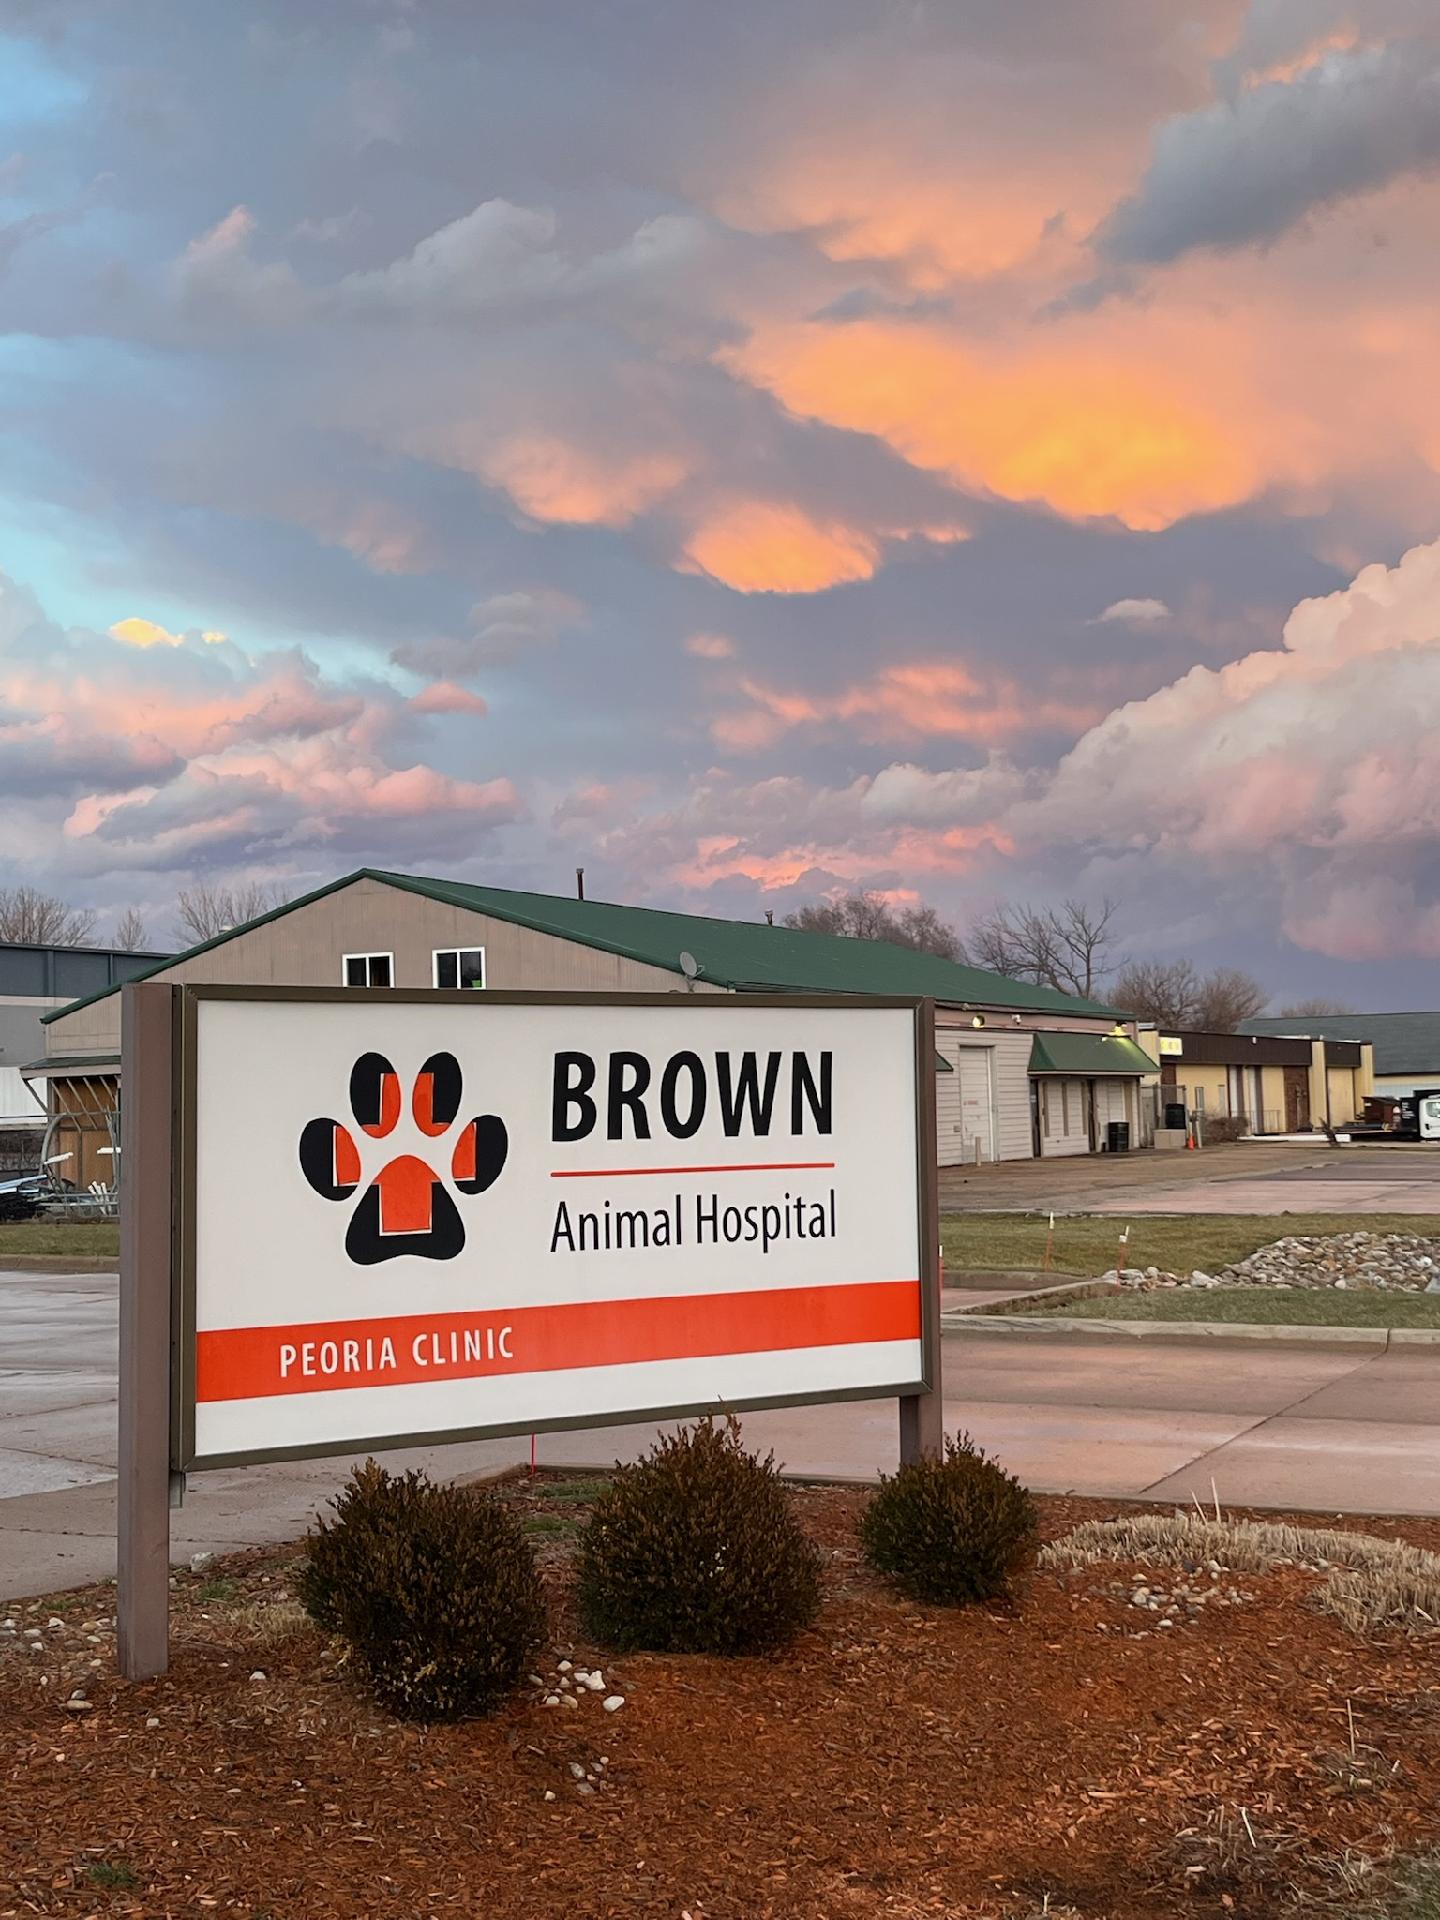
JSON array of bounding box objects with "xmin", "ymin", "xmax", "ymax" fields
[
  {"xmin": 1028, "ymin": 1031, "xmax": 1153, "ymax": 1076},
  {"xmin": 43, "ymin": 866, "xmax": 1122, "ymax": 1026}
]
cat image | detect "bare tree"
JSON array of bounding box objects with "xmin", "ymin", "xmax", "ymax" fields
[
  {"xmin": 1111, "ymin": 957, "xmax": 1202, "ymax": 1028},
  {"xmin": 967, "ymin": 897, "xmax": 1118, "ymax": 999},
  {"xmin": 1278, "ymin": 997, "xmax": 1355, "ymax": 1017},
  {"xmin": 893, "ymin": 902, "xmax": 965, "ymax": 963},
  {"xmin": 1113, "ymin": 959, "xmax": 1269, "ymax": 1031},
  {"xmin": 784, "ymin": 891, "xmax": 966, "ymax": 960},
  {"xmin": 0, "ymin": 887, "xmax": 97, "ymax": 947},
  {"xmin": 175, "ymin": 881, "xmax": 289, "ymax": 944},
  {"xmin": 786, "ymin": 892, "xmax": 894, "ymax": 942},
  {"xmin": 112, "ymin": 906, "xmax": 150, "ymax": 952},
  {"xmin": 1192, "ymin": 966, "xmax": 1268, "ymax": 1031}
]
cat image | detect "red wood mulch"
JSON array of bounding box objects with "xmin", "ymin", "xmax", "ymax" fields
[{"xmin": 3, "ymin": 1484, "xmax": 1439, "ymax": 1920}]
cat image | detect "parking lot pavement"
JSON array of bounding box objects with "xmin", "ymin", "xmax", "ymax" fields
[
  {"xmin": 1086, "ymin": 1153, "xmax": 1440, "ymax": 1215},
  {"xmin": 6, "ymin": 1266, "xmax": 1440, "ymax": 1597},
  {"xmin": 938, "ymin": 1141, "xmax": 1331, "ymax": 1212},
  {"xmin": 940, "ymin": 1144, "xmax": 1440, "ymax": 1217}
]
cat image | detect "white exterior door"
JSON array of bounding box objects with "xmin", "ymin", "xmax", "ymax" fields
[{"xmin": 935, "ymin": 1043, "xmax": 996, "ymax": 1164}]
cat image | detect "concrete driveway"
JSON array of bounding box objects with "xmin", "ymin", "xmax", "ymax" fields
[{"xmin": 5, "ymin": 1268, "xmax": 1439, "ymax": 1599}]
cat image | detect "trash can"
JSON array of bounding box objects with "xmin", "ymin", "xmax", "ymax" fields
[
  {"xmin": 1106, "ymin": 1120, "xmax": 1131, "ymax": 1153},
  {"xmin": 1163, "ymin": 1102, "xmax": 1187, "ymax": 1131}
]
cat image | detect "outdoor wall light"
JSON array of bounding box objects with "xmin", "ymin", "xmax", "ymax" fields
[{"xmin": 970, "ymin": 1013, "xmax": 986, "ymax": 1028}]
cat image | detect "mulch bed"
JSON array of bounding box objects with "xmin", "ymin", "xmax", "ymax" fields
[{"xmin": 3, "ymin": 1480, "xmax": 1439, "ymax": 1920}]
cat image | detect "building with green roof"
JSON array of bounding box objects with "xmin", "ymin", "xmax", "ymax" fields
[{"xmin": 39, "ymin": 867, "xmax": 1153, "ymax": 1167}]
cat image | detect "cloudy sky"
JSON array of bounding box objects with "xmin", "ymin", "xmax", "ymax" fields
[{"xmin": 3, "ymin": 0, "xmax": 1440, "ymax": 1004}]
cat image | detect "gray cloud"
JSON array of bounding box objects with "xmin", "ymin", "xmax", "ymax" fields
[
  {"xmin": 1097, "ymin": 40, "xmax": 1440, "ymax": 264},
  {"xmin": 3, "ymin": 0, "xmax": 1439, "ymax": 1004}
]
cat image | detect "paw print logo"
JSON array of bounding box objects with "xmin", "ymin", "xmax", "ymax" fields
[{"xmin": 299, "ymin": 1051, "xmax": 508, "ymax": 1265}]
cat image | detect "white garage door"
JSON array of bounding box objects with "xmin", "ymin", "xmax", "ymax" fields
[{"xmin": 936, "ymin": 1044, "xmax": 995, "ymax": 1165}]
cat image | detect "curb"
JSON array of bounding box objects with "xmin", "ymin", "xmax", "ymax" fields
[
  {"xmin": 943, "ymin": 1314, "xmax": 1440, "ymax": 1349},
  {"xmin": 942, "ymin": 1266, "xmax": 1087, "ymax": 1280},
  {"xmin": 0, "ymin": 1259, "xmax": 119, "ymax": 1276},
  {"xmin": 943, "ymin": 1277, "xmax": 1117, "ymax": 1316}
]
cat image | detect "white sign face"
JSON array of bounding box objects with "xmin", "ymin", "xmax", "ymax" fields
[{"xmin": 184, "ymin": 994, "xmax": 927, "ymax": 1467}]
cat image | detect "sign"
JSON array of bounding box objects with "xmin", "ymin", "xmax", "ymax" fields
[
  {"xmin": 1158, "ymin": 1035, "xmax": 1184, "ymax": 1057},
  {"xmin": 175, "ymin": 988, "xmax": 936, "ymax": 1470}
]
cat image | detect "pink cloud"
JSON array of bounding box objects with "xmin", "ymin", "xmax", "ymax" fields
[
  {"xmin": 711, "ymin": 662, "xmax": 1102, "ymax": 751},
  {"xmin": 408, "ymin": 680, "xmax": 489, "ymax": 715},
  {"xmin": 0, "ymin": 570, "xmax": 524, "ymax": 879}
]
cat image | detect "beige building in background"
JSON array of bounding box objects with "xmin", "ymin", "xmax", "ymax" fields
[{"xmin": 43, "ymin": 867, "xmax": 1156, "ymax": 1170}]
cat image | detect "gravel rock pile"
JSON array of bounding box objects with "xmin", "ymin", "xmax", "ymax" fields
[
  {"xmin": 1101, "ymin": 1231, "xmax": 1440, "ymax": 1294},
  {"xmin": 1218, "ymin": 1232, "xmax": 1440, "ymax": 1292}
]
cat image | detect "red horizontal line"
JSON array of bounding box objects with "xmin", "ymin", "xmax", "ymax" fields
[{"xmin": 550, "ymin": 1160, "xmax": 836, "ymax": 1178}]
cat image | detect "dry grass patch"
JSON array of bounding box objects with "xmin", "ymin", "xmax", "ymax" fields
[
  {"xmin": 1325, "ymin": 1562, "xmax": 1440, "ymax": 1636},
  {"xmin": 227, "ymin": 1597, "xmax": 314, "ymax": 1645},
  {"xmin": 1042, "ymin": 1511, "xmax": 1440, "ymax": 1635}
]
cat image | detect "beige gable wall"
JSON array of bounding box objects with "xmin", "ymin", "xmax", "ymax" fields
[{"xmin": 45, "ymin": 876, "xmax": 705, "ymax": 1058}]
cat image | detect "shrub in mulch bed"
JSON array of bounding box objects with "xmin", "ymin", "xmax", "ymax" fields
[
  {"xmin": 860, "ymin": 1432, "xmax": 1038, "ymax": 1606},
  {"xmin": 576, "ymin": 1416, "xmax": 821, "ymax": 1654},
  {"xmin": 9, "ymin": 1488, "xmax": 1440, "ymax": 1919},
  {"xmin": 297, "ymin": 1458, "xmax": 545, "ymax": 1721}
]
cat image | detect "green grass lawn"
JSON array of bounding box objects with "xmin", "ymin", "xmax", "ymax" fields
[
  {"xmin": 940, "ymin": 1211, "xmax": 1440, "ymax": 1280},
  {"xmin": 0, "ymin": 1219, "xmax": 119, "ymax": 1261},
  {"xmin": 1017, "ymin": 1285, "xmax": 1440, "ymax": 1328}
]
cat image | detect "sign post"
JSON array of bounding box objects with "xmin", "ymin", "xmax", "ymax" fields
[
  {"xmin": 120, "ymin": 988, "xmax": 941, "ymax": 1674},
  {"xmin": 117, "ymin": 981, "xmax": 177, "ymax": 1681},
  {"xmin": 900, "ymin": 995, "xmax": 943, "ymax": 1466}
]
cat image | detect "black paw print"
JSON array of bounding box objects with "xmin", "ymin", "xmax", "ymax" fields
[{"xmin": 298, "ymin": 1051, "xmax": 508, "ymax": 1265}]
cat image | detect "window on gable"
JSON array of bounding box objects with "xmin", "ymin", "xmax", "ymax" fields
[
  {"xmin": 343, "ymin": 952, "xmax": 393, "ymax": 988},
  {"xmin": 433, "ymin": 947, "xmax": 486, "ymax": 990}
]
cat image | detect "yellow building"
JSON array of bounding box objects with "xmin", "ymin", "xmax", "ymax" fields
[{"xmin": 1138, "ymin": 1028, "xmax": 1373, "ymax": 1136}]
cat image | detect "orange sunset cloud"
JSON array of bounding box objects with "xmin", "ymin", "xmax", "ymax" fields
[
  {"xmin": 722, "ymin": 319, "xmax": 1263, "ymax": 532},
  {"xmin": 681, "ymin": 501, "xmax": 880, "ymax": 594}
]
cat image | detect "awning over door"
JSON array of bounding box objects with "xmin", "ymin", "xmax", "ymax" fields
[{"xmin": 1028, "ymin": 1032, "xmax": 1152, "ymax": 1076}]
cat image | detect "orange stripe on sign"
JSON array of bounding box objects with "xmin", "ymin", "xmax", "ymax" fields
[{"xmin": 194, "ymin": 1281, "xmax": 921, "ymax": 1403}]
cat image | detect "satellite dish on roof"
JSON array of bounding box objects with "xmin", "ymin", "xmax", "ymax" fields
[{"xmin": 679, "ymin": 950, "xmax": 700, "ymax": 980}]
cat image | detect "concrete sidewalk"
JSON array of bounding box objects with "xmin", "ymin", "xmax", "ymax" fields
[{"xmin": 4, "ymin": 1268, "xmax": 1439, "ymax": 1599}]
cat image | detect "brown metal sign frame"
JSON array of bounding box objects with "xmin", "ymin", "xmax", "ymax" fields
[{"xmin": 118, "ymin": 980, "xmax": 943, "ymax": 1677}]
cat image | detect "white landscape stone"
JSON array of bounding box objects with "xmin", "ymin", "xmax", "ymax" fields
[{"xmin": 1142, "ymin": 1232, "xmax": 1440, "ymax": 1297}]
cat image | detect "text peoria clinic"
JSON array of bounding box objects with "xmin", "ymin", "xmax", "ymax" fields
[{"xmin": 275, "ymin": 1046, "xmax": 845, "ymax": 1386}]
